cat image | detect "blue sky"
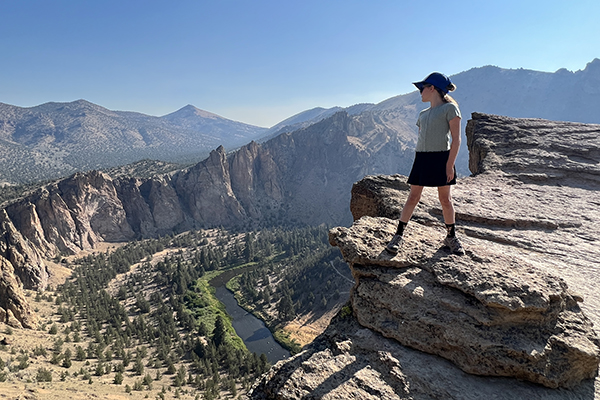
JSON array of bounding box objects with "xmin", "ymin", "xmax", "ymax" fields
[{"xmin": 1, "ymin": 0, "xmax": 599, "ymax": 127}]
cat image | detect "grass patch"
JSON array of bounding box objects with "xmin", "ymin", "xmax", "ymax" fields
[
  {"xmin": 184, "ymin": 274, "xmax": 246, "ymax": 351},
  {"xmin": 273, "ymin": 329, "xmax": 302, "ymax": 354}
]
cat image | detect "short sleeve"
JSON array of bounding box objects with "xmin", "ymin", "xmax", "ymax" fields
[
  {"xmin": 416, "ymin": 110, "xmax": 425, "ymax": 128},
  {"xmin": 445, "ymin": 103, "xmax": 461, "ymax": 122}
]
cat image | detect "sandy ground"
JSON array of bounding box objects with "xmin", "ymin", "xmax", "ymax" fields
[
  {"xmin": 0, "ymin": 315, "xmax": 240, "ymax": 400},
  {"xmin": 283, "ymin": 301, "xmax": 347, "ymax": 347}
]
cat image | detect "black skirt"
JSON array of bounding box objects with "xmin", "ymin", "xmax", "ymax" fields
[{"xmin": 407, "ymin": 151, "xmax": 456, "ymax": 187}]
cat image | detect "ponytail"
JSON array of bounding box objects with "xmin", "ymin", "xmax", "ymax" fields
[{"xmin": 435, "ymin": 83, "xmax": 458, "ymax": 105}]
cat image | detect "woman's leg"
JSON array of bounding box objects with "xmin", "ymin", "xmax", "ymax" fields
[
  {"xmin": 437, "ymin": 185, "xmax": 455, "ymax": 225},
  {"xmin": 386, "ymin": 185, "xmax": 424, "ymax": 254},
  {"xmin": 400, "ymin": 185, "xmax": 424, "ymax": 223},
  {"xmin": 437, "ymin": 185, "xmax": 465, "ymax": 254}
]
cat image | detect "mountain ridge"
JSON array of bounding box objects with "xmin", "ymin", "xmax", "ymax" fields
[
  {"xmin": 269, "ymin": 58, "xmax": 600, "ymax": 175},
  {"xmin": 0, "ymin": 108, "xmax": 414, "ymax": 329},
  {"xmin": 0, "ymin": 100, "xmax": 268, "ymax": 184},
  {"xmin": 2, "ymin": 58, "xmax": 600, "ymax": 184}
]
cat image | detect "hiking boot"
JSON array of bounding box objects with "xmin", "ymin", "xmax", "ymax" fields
[
  {"xmin": 386, "ymin": 234, "xmax": 404, "ymax": 254},
  {"xmin": 443, "ymin": 236, "xmax": 465, "ymax": 255}
]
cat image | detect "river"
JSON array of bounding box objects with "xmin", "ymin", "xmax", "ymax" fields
[{"xmin": 210, "ymin": 272, "xmax": 290, "ymax": 364}]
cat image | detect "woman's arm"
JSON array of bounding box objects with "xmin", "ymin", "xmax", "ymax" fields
[{"xmin": 446, "ymin": 116, "xmax": 461, "ymax": 182}]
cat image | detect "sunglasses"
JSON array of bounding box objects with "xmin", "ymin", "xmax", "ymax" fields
[{"xmin": 419, "ymin": 84, "xmax": 432, "ymax": 93}]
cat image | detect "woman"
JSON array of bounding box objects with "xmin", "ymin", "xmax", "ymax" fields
[{"xmin": 386, "ymin": 72, "xmax": 465, "ymax": 255}]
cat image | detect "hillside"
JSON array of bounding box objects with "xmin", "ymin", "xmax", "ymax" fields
[
  {"xmin": 3, "ymin": 59, "xmax": 599, "ymax": 184},
  {"xmin": 0, "ymin": 106, "xmax": 413, "ymax": 335},
  {"xmin": 0, "ymin": 225, "xmax": 352, "ymax": 399},
  {"xmin": 0, "ymin": 100, "xmax": 267, "ymax": 184}
]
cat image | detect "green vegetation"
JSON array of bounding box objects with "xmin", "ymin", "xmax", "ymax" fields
[
  {"xmin": 226, "ymin": 226, "xmax": 351, "ymax": 353},
  {"xmin": 102, "ymin": 159, "xmax": 186, "ymax": 180},
  {"xmin": 33, "ymin": 224, "xmax": 353, "ymax": 397},
  {"xmin": 340, "ymin": 304, "xmax": 353, "ymax": 319},
  {"xmin": 55, "ymin": 229, "xmax": 270, "ymax": 396},
  {"xmin": 184, "ymin": 278, "xmax": 245, "ymax": 351},
  {"xmin": 0, "ymin": 179, "xmax": 51, "ymax": 206},
  {"xmin": 36, "ymin": 367, "xmax": 53, "ymax": 382},
  {"xmin": 0, "ymin": 158, "xmax": 182, "ymax": 205}
]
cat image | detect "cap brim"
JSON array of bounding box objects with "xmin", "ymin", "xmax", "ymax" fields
[{"xmin": 413, "ymin": 81, "xmax": 425, "ymax": 91}]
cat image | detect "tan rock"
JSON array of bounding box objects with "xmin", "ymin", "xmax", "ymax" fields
[
  {"xmin": 0, "ymin": 256, "xmax": 37, "ymax": 329},
  {"xmin": 251, "ymin": 310, "xmax": 598, "ymax": 400},
  {"xmin": 0, "ymin": 209, "xmax": 48, "ymax": 290},
  {"xmin": 6, "ymin": 308, "xmax": 23, "ymax": 329},
  {"xmin": 174, "ymin": 146, "xmax": 247, "ymax": 227},
  {"xmin": 330, "ymin": 216, "xmax": 600, "ymax": 388},
  {"xmin": 139, "ymin": 175, "xmax": 185, "ymax": 233}
]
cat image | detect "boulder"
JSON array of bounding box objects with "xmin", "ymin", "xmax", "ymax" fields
[{"xmin": 329, "ymin": 216, "xmax": 600, "ymax": 388}]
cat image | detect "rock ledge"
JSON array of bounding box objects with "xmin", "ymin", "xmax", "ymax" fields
[{"xmin": 329, "ymin": 216, "xmax": 599, "ymax": 388}]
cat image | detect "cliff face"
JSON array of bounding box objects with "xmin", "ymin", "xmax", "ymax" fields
[
  {"xmin": 0, "ymin": 110, "xmax": 413, "ymax": 327},
  {"xmin": 249, "ymin": 114, "xmax": 600, "ymax": 399}
]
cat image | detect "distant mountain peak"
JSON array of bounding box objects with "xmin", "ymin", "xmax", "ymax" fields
[
  {"xmin": 584, "ymin": 58, "xmax": 600, "ymax": 72},
  {"xmin": 165, "ymin": 105, "xmax": 221, "ymax": 120}
]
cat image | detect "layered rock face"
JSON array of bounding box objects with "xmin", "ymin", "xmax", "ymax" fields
[
  {"xmin": 250, "ymin": 114, "xmax": 600, "ymax": 398},
  {"xmin": 330, "ymin": 217, "xmax": 598, "ymax": 388},
  {"xmin": 0, "ymin": 110, "xmax": 413, "ymax": 327},
  {"xmin": 0, "ymin": 256, "xmax": 37, "ymax": 329}
]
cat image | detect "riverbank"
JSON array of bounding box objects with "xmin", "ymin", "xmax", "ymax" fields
[
  {"xmin": 226, "ymin": 276, "xmax": 303, "ymax": 354},
  {"xmin": 184, "ymin": 270, "xmax": 246, "ymax": 352},
  {"xmin": 199, "ymin": 263, "xmax": 291, "ymax": 362},
  {"xmin": 214, "ymin": 286, "xmax": 290, "ymax": 363}
]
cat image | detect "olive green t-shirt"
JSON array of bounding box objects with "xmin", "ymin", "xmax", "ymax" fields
[{"xmin": 415, "ymin": 102, "xmax": 461, "ymax": 152}]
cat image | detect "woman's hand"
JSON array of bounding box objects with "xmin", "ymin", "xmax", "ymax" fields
[{"xmin": 446, "ymin": 162, "xmax": 455, "ymax": 183}]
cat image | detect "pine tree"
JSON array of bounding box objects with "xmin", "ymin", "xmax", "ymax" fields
[{"xmin": 212, "ymin": 315, "xmax": 227, "ymax": 347}]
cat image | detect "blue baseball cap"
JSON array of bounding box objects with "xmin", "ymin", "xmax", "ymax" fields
[{"xmin": 413, "ymin": 72, "xmax": 453, "ymax": 94}]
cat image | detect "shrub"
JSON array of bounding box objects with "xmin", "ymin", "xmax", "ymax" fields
[
  {"xmin": 17, "ymin": 354, "xmax": 29, "ymax": 370},
  {"xmin": 33, "ymin": 345, "xmax": 47, "ymax": 357},
  {"xmin": 114, "ymin": 372, "xmax": 124, "ymax": 384},
  {"xmin": 36, "ymin": 367, "xmax": 53, "ymax": 382}
]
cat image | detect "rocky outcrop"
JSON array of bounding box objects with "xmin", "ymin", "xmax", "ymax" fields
[
  {"xmin": 0, "ymin": 209, "xmax": 48, "ymax": 291},
  {"xmin": 0, "ymin": 256, "xmax": 36, "ymax": 329},
  {"xmin": 250, "ymin": 114, "xmax": 600, "ymax": 398},
  {"xmin": 329, "ymin": 217, "xmax": 599, "ymax": 388},
  {"xmin": 250, "ymin": 309, "xmax": 597, "ymax": 400},
  {"xmin": 466, "ymin": 112, "xmax": 600, "ymax": 185},
  {"xmin": 0, "ymin": 111, "xmax": 413, "ymax": 327}
]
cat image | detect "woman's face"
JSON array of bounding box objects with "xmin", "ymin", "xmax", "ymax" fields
[{"xmin": 420, "ymin": 84, "xmax": 434, "ymax": 102}]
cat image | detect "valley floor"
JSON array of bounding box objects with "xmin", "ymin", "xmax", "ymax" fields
[{"xmin": 1, "ymin": 226, "xmax": 352, "ymax": 400}]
